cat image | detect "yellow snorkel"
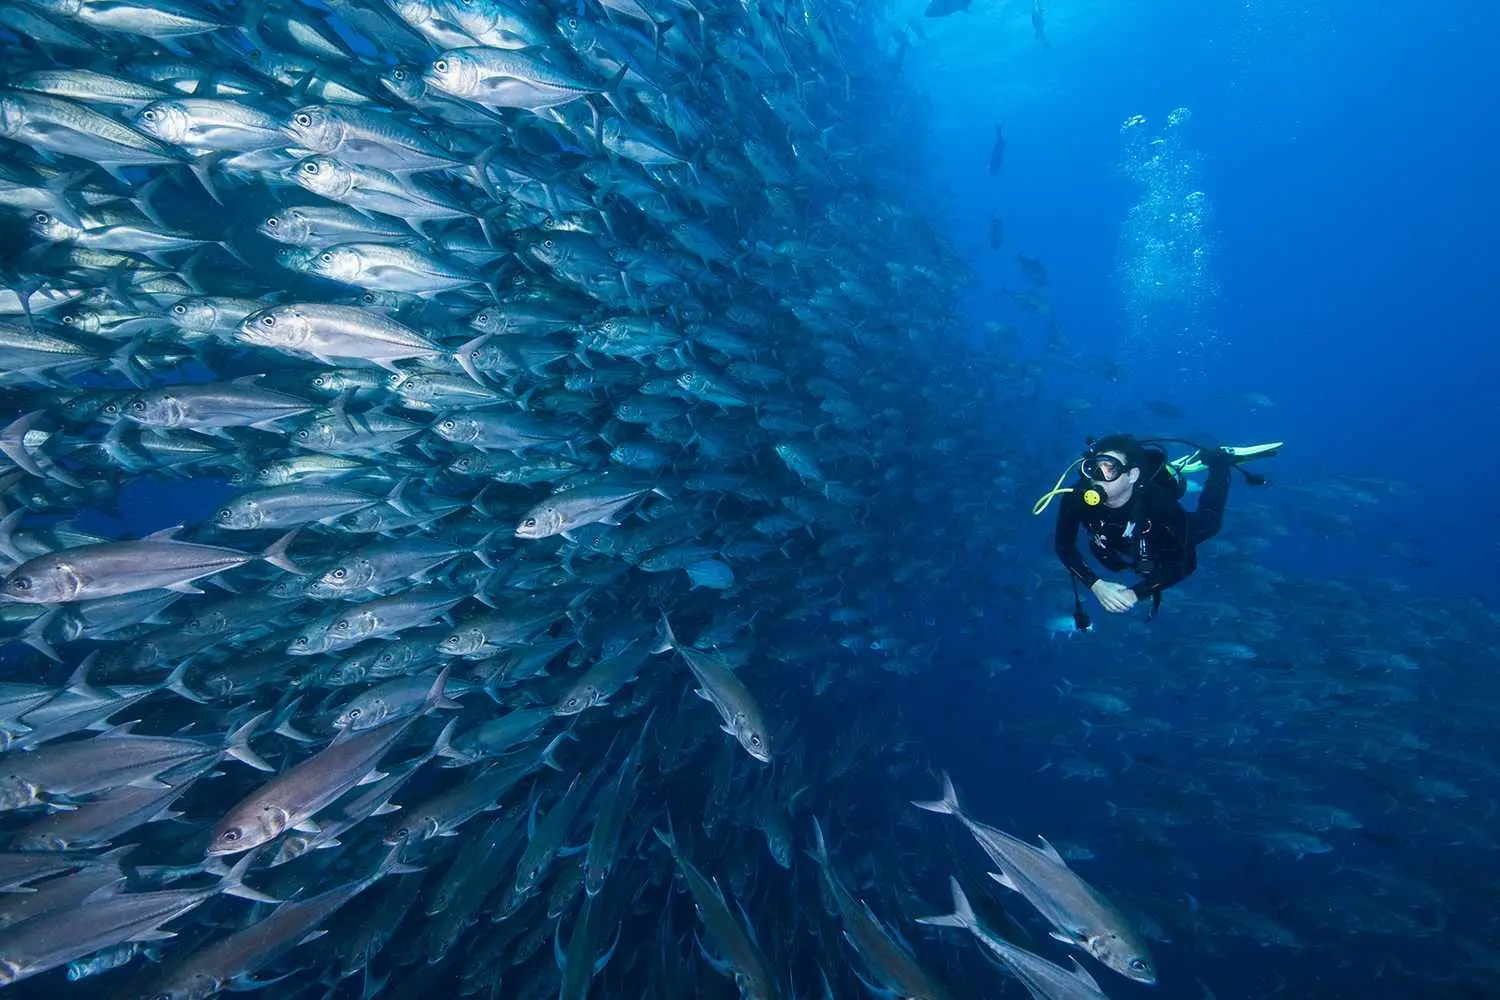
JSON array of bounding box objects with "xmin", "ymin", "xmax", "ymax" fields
[{"xmin": 1031, "ymin": 457, "xmax": 1086, "ymax": 516}]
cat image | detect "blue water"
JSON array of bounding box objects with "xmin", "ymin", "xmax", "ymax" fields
[
  {"xmin": 2, "ymin": 0, "xmax": 1498, "ymax": 996},
  {"xmin": 910, "ymin": 0, "xmax": 1499, "ymax": 594},
  {"xmin": 902, "ymin": 2, "xmax": 1500, "ymax": 995}
]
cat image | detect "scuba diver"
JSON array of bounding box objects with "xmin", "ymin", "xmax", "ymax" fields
[{"xmin": 1034, "ymin": 435, "xmax": 1281, "ymax": 630}]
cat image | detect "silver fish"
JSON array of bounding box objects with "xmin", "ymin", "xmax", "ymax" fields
[
  {"xmin": 913, "ymin": 773, "xmax": 1157, "ymax": 984},
  {"xmin": 658, "ymin": 615, "xmax": 772, "ymax": 763}
]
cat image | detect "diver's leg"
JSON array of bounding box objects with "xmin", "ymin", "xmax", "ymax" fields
[{"xmin": 1187, "ymin": 466, "xmax": 1230, "ymax": 545}]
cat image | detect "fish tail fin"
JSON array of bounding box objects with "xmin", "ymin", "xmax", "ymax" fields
[
  {"xmin": 915, "ymin": 876, "xmax": 975, "ymax": 930},
  {"xmin": 18, "ymin": 614, "xmax": 60, "ymax": 664},
  {"xmin": 911, "ymin": 770, "xmax": 962, "ymax": 817},
  {"xmin": 224, "ymin": 710, "xmax": 273, "ymax": 771},
  {"xmin": 56, "ymin": 649, "xmax": 105, "ymax": 692},
  {"xmin": 374, "ymin": 842, "xmax": 423, "ymax": 879},
  {"xmin": 540, "ymin": 729, "xmax": 575, "ymax": 772},
  {"xmin": 653, "ymin": 814, "xmax": 678, "ymax": 855},
  {"xmin": 271, "ymin": 697, "xmax": 317, "ymax": 744},
  {"xmin": 454, "ymin": 332, "xmax": 492, "ymax": 386},
  {"xmin": 0, "ymin": 409, "xmax": 45, "ymax": 478},
  {"xmin": 652, "ymin": 614, "xmax": 677, "ymax": 655},
  {"xmin": 218, "ymin": 848, "xmax": 279, "ymax": 903},
  {"xmin": 164, "ymin": 658, "xmax": 209, "ymax": 705},
  {"xmin": 420, "ymin": 665, "xmax": 453, "ymax": 715},
  {"xmin": 0, "ymin": 508, "xmax": 25, "ymax": 564},
  {"xmin": 261, "ymin": 529, "xmax": 304, "ymax": 574},
  {"xmin": 807, "ymin": 816, "xmax": 830, "ymax": 867}
]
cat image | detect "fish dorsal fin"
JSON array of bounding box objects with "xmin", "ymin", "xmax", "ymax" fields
[
  {"xmin": 144, "ymin": 524, "xmax": 185, "ymax": 541},
  {"xmin": 97, "ymin": 720, "xmax": 142, "ymax": 738},
  {"xmin": 1035, "ymin": 834, "xmax": 1067, "ymax": 865},
  {"xmin": 1067, "ymin": 957, "xmax": 1102, "ymax": 991}
]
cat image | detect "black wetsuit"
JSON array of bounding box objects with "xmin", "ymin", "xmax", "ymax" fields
[{"xmin": 1054, "ymin": 462, "xmax": 1230, "ymax": 602}]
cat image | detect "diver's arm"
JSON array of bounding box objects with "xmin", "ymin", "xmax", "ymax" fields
[{"xmin": 1053, "ymin": 495, "xmax": 1099, "ymax": 587}]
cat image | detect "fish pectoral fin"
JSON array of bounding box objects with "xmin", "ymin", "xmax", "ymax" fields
[
  {"xmin": 292, "ymin": 819, "xmax": 322, "ymax": 834},
  {"xmin": 362, "ymin": 264, "xmax": 406, "ymax": 279},
  {"xmin": 166, "ymin": 581, "xmax": 205, "ymax": 594},
  {"xmin": 356, "ymin": 770, "xmax": 389, "ymax": 786},
  {"xmin": 1067, "ymin": 958, "xmax": 1103, "ymax": 990},
  {"xmin": 125, "ymin": 777, "xmax": 171, "ymax": 790},
  {"xmin": 1035, "ymin": 834, "xmax": 1067, "ymax": 864},
  {"xmin": 233, "ymin": 967, "xmax": 305, "ymax": 990},
  {"xmin": 988, "ymin": 869, "xmax": 1019, "ymax": 892},
  {"xmin": 692, "ymin": 930, "xmax": 732, "ymax": 976},
  {"xmin": 1049, "ymin": 929, "xmax": 1084, "ymax": 946}
]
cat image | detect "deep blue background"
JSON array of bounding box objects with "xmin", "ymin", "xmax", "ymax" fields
[
  {"xmin": 906, "ymin": 0, "xmax": 1500, "ymax": 597},
  {"xmin": 894, "ymin": 2, "xmax": 1500, "ymax": 996}
]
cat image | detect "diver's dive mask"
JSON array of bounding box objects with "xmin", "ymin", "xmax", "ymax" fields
[
  {"xmin": 1079, "ymin": 452, "xmax": 1129, "ymax": 507},
  {"xmin": 1081, "ymin": 453, "xmax": 1126, "ymax": 482}
]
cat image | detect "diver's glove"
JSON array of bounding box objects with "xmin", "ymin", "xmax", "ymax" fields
[{"xmin": 1199, "ymin": 447, "xmax": 1235, "ymax": 472}]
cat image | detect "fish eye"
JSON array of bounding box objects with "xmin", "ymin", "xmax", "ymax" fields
[
  {"xmin": 523, "ymin": 518, "xmax": 536, "ymax": 527},
  {"xmin": 542, "ymin": 238, "xmax": 554, "ymax": 249},
  {"xmin": 142, "ymin": 109, "xmax": 157, "ymax": 121},
  {"xmin": 297, "ymin": 429, "xmax": 310, "ymax": 439},
  {"xmin": 347, "ymin": 707, "xmax": 360, "ymax": 718},
  {"xmin": 320, "ymin": 253, "xmax": 333, "ymax": 262},
  {"xmin": 216, "ymin": 509, "xmax": 231, "ymax": 521},
  {"xmin": 434, "ymin": 60, "xmax": 448, "ymax": 73},
  {"xmin": 394, "ymin": 826, "xmax": 409, "ymax": 838},
  {"xmin": 1129, "ymin": 960, "xmax": 1147, "ymax": 972},
  {"xmin": 440, "ymin": 419, "xmax": 455, "ymax": 431},
  {"xmin": 61, "ymin": 314, "xmax": 75, "ymax": 324},
  {"xmin": 33, "ymin": 212, "xmax": 48, "ymax": 224},
  {"xmin": 295, "ymin": 112, "xmax": 311, "ymax": 126},
  {"xmin": 392, "ymin": 68, "xmax": 407, "ymax": 80},
  {"xmin": 475, "ymin": 311, "xmax": 489, "ymax": 324},
  {"xmin": 294, "ymin": 636, "xmax": 309, "ymax": 647},
  {"xmin": 220, "ymin": 828, "xmax": 241, "ymax": 842},
  {"xmin": 260, "ymin": 314, "xmax": 276, "ymax": 326},
  {"xmin": 10, "ymin": 578, "xmax": 29, "ymax": 591},
  {"xmin": 750, "ymin": 735, "xmax": 762, "ymax": 747},
  {"xmin": 265, "ymin": 215, "xmax": 278, "ymax": 227},
  {"xmin": 567, "ymin": 17, "xmax": 577, "ymax": 27},
  {"xmin": 130, "ymin": 400, "xmax": 146, "ymax": 411},
  {"xmin": 332, "ymin": 568, "xmax": 346, "ymax": 578},
  {"xmin": 301, "ymin": 161, "xmax": 319, "ymax": 174},
  {"xmin": 334, "ymin": 621, "xmax": 351, "ymax": 632},
  {"xmin": 172, "ymin": 303, "xmax": 187, "ymax": 314}
]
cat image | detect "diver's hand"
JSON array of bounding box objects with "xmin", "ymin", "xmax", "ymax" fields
[
  {"xmin": 1091, "ymin": 580, "xmax": 1138, "ymax": 613},
  {"xmin": 1199, "ymin": 447, "xmax": 1235, "ymax": 471}
]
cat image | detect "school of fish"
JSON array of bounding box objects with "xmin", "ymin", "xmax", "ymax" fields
[{"xmin": 0, "ymin": 0, "xmax": 1497, "ymax": 998}]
